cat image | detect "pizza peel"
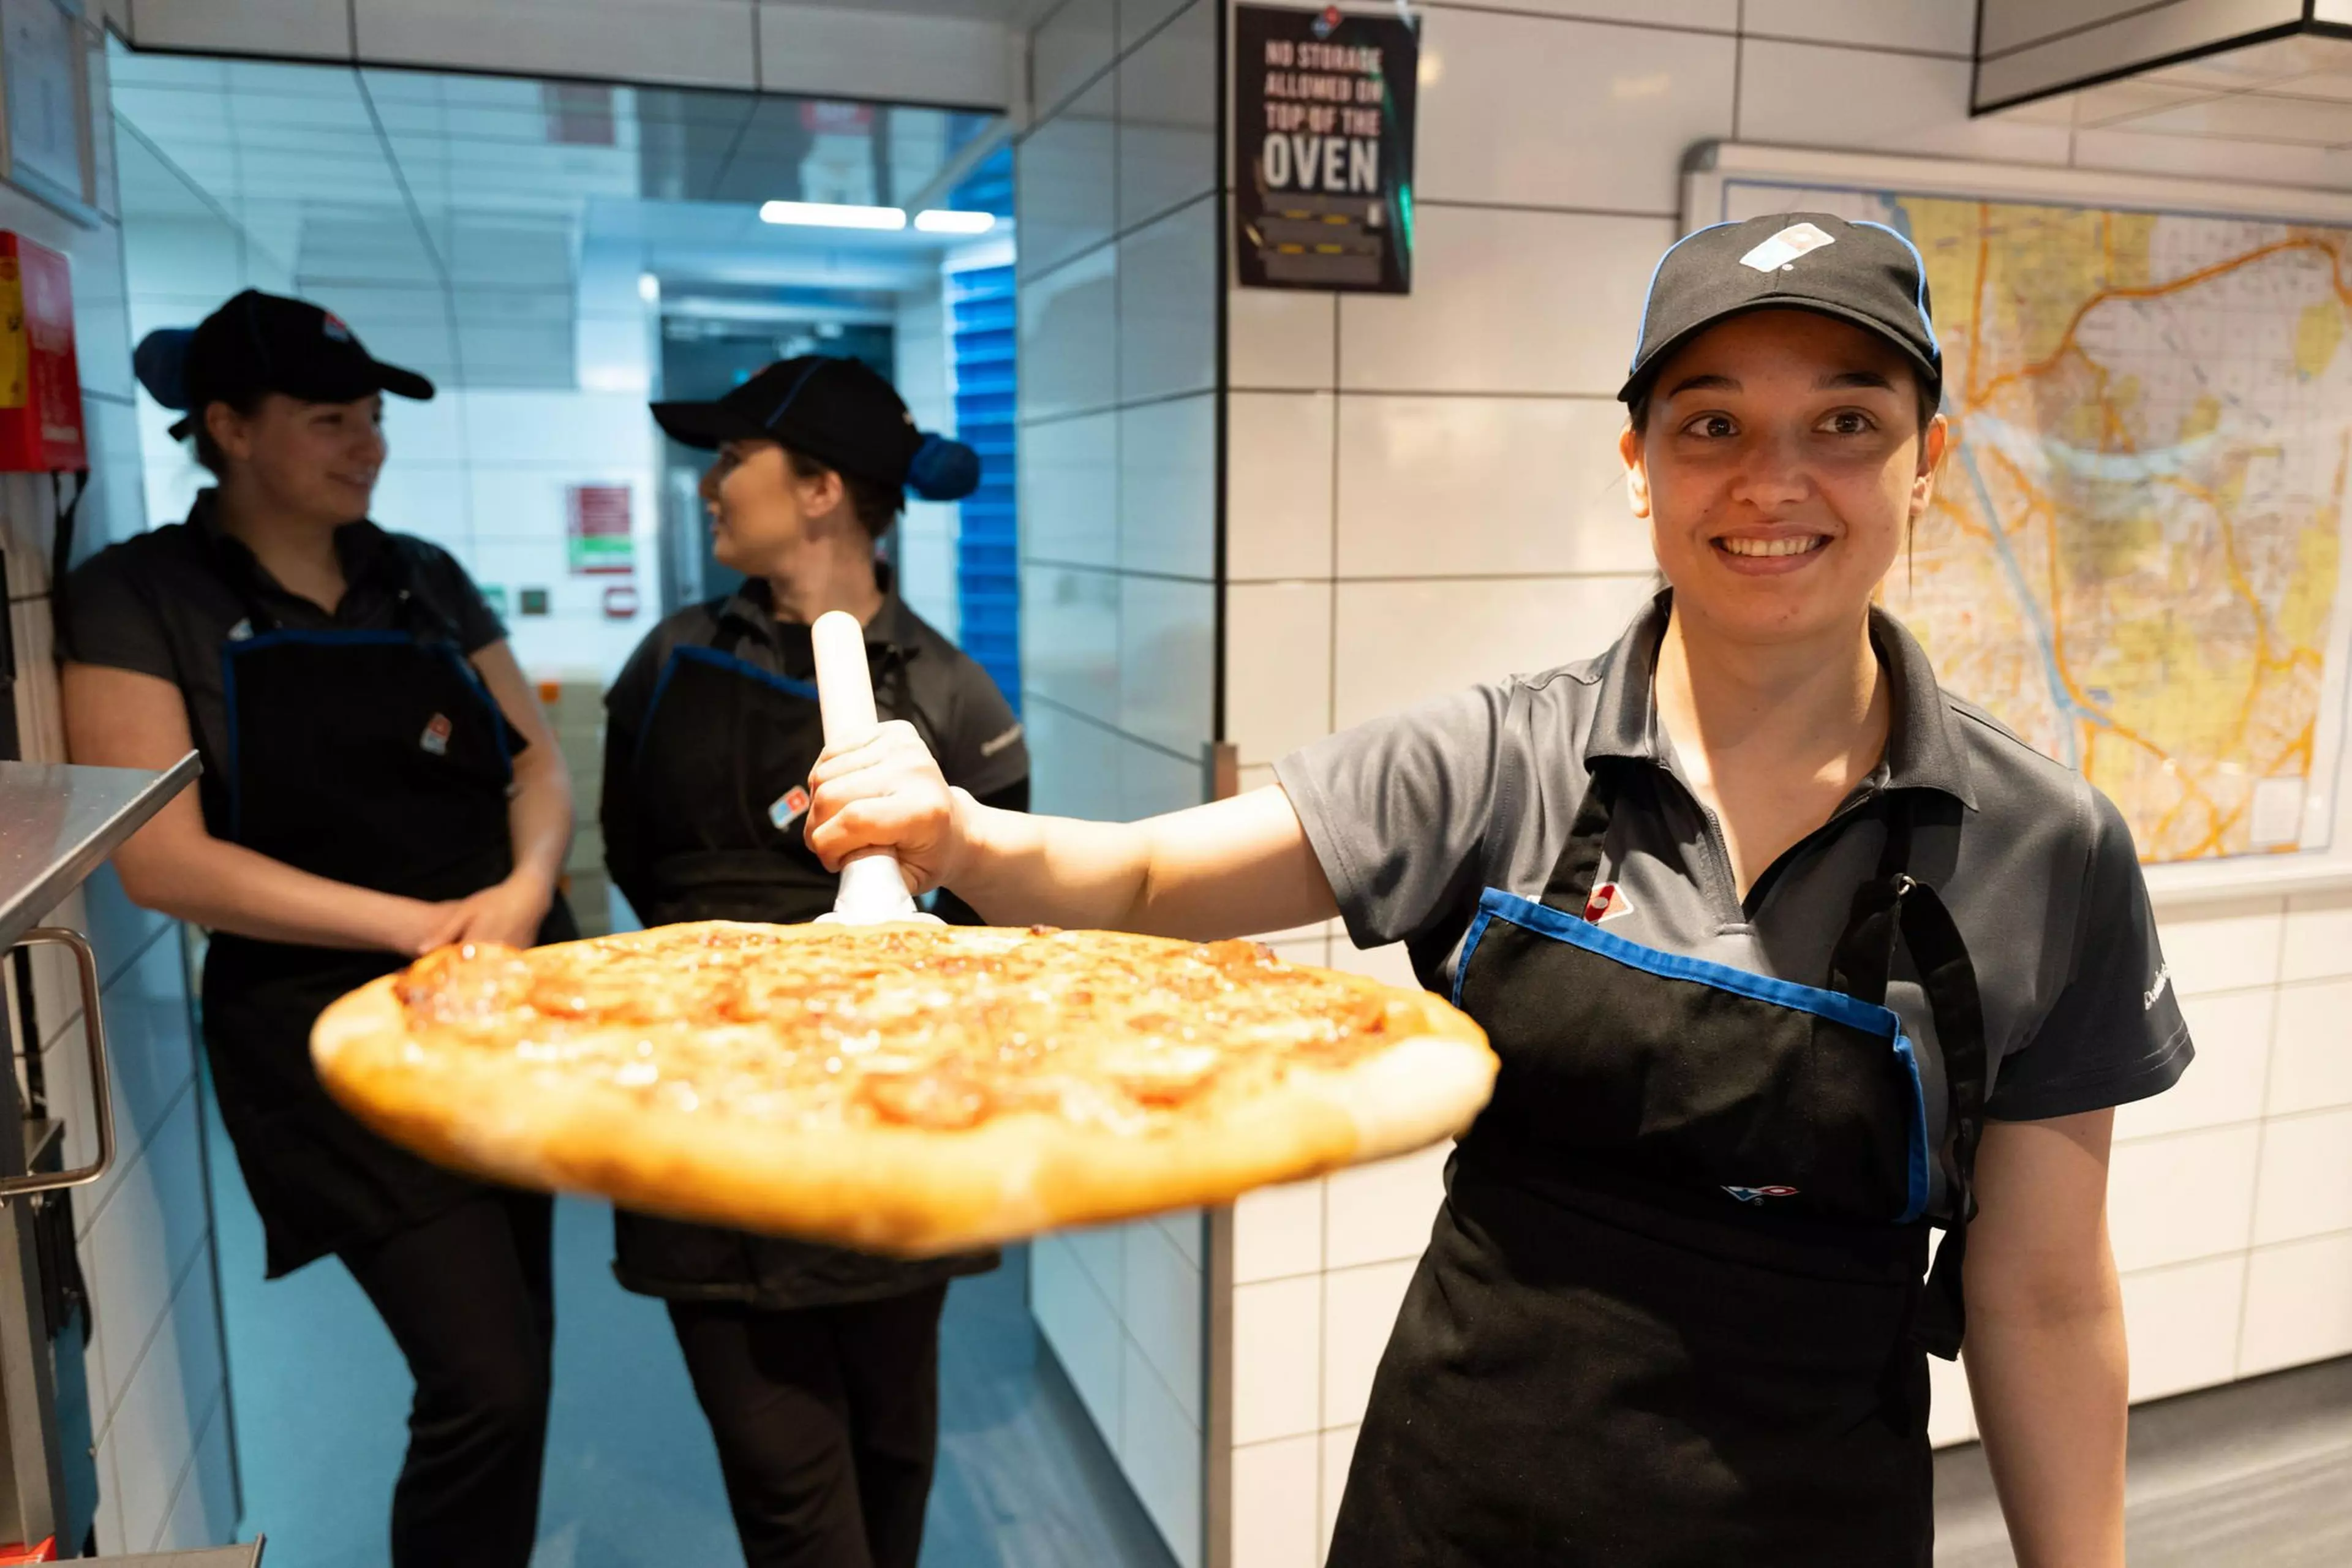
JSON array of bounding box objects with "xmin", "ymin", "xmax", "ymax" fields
[{"xmin": 810, "ymin": 609, "xmax": 943, "ymax": 926}]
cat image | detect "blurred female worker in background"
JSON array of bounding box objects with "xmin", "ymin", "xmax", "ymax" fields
[
  {"xmin": 801, "ymin": 216, "xmax": 2192, "ymax": 1567},
  {"xmin": 603, "ymin": 355, "xmax": 1028, "ymax": 1568},
  {"xmin": 59, "ymin": 290, "xmax": 576, "ymax": 1568}
]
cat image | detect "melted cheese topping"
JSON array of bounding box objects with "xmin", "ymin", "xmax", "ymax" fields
[{"xmin": 394, "ymin": 925, "xmax": 1413, "ymax": 1132}]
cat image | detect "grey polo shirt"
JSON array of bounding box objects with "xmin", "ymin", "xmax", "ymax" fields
[{"xmin": 1277, "ymin": 593, "xmax": 2192, "ymax": 1183}]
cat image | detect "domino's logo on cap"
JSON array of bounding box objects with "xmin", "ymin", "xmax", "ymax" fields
[
  {"xmin": 1618, "ymin": 211, "xmax": 1942, "ymax": 405},
  {"xmin": 1739, "ymin": 221, "xmax": 1837, "ymax": 273},
  {"xmin": 320, "ymin": 311, "xmax": 353, "ymax": 342}
]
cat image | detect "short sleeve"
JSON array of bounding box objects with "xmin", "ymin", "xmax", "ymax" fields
[
  {"xmin": 1985, "ymin": 786, "xmax": 2194, "ymax": 1121},
  {"xmin": 937, "ymin": 664, "xmax": 1028, "ymax": 799},
  {"xmin": 1273, "ymin": 684, "xmax": 1509, "ymax": 954},
  {"xmin": 409, "ymin": 541, "xmax": 507, "ymax": 653},
  {"xmin": 59, "ymin": 543, "xmax": 177, "ymax": 683}
]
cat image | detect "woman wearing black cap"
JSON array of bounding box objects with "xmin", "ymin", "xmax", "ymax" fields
[
  {"xmin": 59, "ymin": 290, "xmax": 576, "ymax": 1568},
  {"xmin": 602, "ymin": 355, "xmax": 1027, "ymax": 1568},
  {"xmin": 801, "ymin": 216, "xmax": 2184, "ymax": 1565}
]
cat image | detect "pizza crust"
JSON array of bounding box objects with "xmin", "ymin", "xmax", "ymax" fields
[{"xmin": 311, "ymin": 922, "xmax": 1496, "ymax": 1256}]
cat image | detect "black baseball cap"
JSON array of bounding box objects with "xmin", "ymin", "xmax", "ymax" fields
[
  {"xmin": 650, "ymin": 355, "xmax": 981, "ymax": 503},
  {"xmin": 134, "ymin": 288, "xmax": 435, "ymax": 438},
  {"xmin": 1619, "ymin": 213, "xmax": 1942, "ymax": 406}
]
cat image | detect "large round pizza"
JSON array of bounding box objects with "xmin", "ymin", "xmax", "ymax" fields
[{"xmin": 311, "ymin": 920, "xmax": 1496, "ymax": 1256}]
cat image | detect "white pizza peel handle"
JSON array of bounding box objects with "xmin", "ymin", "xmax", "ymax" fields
[{"xmin": 812, "ymin": 610, "xmax": 933, "ymax": 924}]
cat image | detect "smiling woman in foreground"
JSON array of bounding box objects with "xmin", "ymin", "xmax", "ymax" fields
[{"xmin": 804, "ymin": 213, "xmax": 2192, "ymax": 1566}]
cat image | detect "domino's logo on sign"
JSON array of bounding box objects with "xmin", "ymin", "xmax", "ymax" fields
[
  {"xmin": 1722, "ymin": 1185, "xmax": 1800, "ymax": 1205},
  {"xmin": 769, "ymin": 785, "xmax": 813, "ymax": 832},
  {"xmin": 1739, "ymin": 222, "xmax": 1836, "ymax": 273}
]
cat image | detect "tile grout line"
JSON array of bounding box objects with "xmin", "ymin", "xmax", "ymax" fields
[{"xmin": 86, "ymin": 1214, "xmax": 216, "ymax": 1451}]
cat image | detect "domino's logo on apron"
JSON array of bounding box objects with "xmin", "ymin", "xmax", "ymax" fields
[{"xmin": 420, "ymin": 713, "xmax": 453, "ymax": 756}]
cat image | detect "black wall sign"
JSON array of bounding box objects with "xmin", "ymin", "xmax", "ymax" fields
[{"xmin": 1233, "ymin": 4, "xmax": 1418, "ymax": 293}]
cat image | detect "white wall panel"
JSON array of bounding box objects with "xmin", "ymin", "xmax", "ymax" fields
[
  {"xmin": 353, "ymin": 0, "xmax": 760, "ymax": 90},
  {"xmin": 1415, "ymin": 10, "xmax": 1733, "ymax": 215},
  {"xmin": 1338, "ymin": 208, "xmax": 1673, "ymax": 396}
]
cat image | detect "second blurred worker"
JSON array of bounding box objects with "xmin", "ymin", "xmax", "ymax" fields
[{"xmin": 606, "ymin": 356, "xmax": 1029, "ymax": 1568}]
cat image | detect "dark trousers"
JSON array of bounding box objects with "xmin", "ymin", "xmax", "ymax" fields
[
  {"xmin": 668, "ymin": 1283, "xmax": 949, "ymax": 1568},
  {"xmin": 337, "ymin": 1190, "xmax": 556, "ymax": 1568}
]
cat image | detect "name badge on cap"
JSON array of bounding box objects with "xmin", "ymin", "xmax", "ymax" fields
[
  {"xmin": 1740, "ymin": 221, "xmax": 1836, "ymax": 273},
  {"xmin": 769, "ymin": 785, "xmax": 812, "ymax": 832}
]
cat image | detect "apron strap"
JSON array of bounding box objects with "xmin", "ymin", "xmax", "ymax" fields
[
  {"xmin": 1902, "ymin": 878, "xmax": 1988, "ymax": 1359},
  {"xmin": 1536, "ymin": 761, "xmax": 1623, "ymax": 913},
  {"xmin": 1830, "ymin": 791, "xmax": 1989, "ymax": 1359}
]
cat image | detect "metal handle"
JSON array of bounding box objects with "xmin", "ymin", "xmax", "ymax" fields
[{"xmin": 0, "ymin": 928, "xmax": 113, "ymax": 1199}]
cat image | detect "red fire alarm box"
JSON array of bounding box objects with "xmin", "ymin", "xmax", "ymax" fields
[{"xmin": 0, "ymin": 233, "xmax": 83, "ymax": 471}]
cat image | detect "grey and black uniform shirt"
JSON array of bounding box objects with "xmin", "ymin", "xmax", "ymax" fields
[
  {"xmin": 1276, "ymin": 593, "xmax": 2193, "ymax": 1206},
  {"xmin": 600, "ymin": 568, "xmax": 1030, "ymax": 918}
]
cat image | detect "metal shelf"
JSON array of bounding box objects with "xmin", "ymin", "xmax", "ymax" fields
[{"xmin": 0, "ymin": 755, "xmax": 200, "ymax": 951}]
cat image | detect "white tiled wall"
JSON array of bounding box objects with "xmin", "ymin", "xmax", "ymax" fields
[
  {"xmin": 1019, "ymin": 7, "xmax": 1220, "ymax": 1563},
  {"xmin": 0, "ymin": 15, "xmax": 239, "ymax": 1555},
  {"xmin": 1215, "ymin": 2, "xmax": 2352, "ymax": 1562}
]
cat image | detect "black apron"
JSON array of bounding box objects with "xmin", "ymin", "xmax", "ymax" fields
[
  {"xmin": 1327, "ymin": 761, "xmax": 1987, "ymax": 1567},
  {"xmin": 612, "ymin": 630, "xmax": 995, "ymax": 1308},
  {"xmin": 202, "ymin": 578, "xmax": 575, "ymax": 1276}
]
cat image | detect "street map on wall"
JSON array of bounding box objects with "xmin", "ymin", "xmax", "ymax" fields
[{"xmin": 1723, "ymin": 179, "xmax": 2352, "ymax": 866}]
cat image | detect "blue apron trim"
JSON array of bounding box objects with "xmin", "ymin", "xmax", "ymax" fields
[
  {"xmin": 644, "ymin": 643, "xmax": 821, "ymax": 736},
  {"xmin": 1461, "ymin": 887, "xmax": 1931, "ymax": 1224},
  {"xmin": 1472, "ymin": 888, "xmax": 1902, "ymax": 1034},
  {"xmin": 220, "ymin": 628, "xmax": 514, "ymax": 843},
  {"xmin": 1890, "ymin": 1029, "xmax": 1931, "ymax": 1226}
]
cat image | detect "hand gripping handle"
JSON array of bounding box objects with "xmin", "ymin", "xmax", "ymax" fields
[{"xmin": 811, "ymin": 610, "xmax": 927, "ymax": 924}]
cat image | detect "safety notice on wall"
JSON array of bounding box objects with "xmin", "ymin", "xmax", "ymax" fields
[{"xmin": 1233, "ymin": 4, "xmax": 1418, "ymax": 293}]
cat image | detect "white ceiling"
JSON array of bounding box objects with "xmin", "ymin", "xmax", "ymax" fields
[
  {"xmin": 2005, "ymin": 32, "xmax": 2352, "ymax": 148},
  {"xmin": 109, "ymin": 48, "xmax": 1006, "ymax": 388}
]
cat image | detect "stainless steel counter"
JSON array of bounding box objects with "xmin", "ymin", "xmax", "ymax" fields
[{"xmin": 0, "ymin": 755, "xmax": 200, "ymax": 948}]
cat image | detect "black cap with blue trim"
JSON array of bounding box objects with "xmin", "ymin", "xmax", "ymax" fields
[
  {"xmin": 134, "ymin": 288, "xmax": 436, "ymax": 440},
  {"xmin": 1618, "ymin": 213, "xmax": 1942, "ymax": 407},
  {"xmin": 650, "ymin": 354, "xmax": 981, "ymax": 503}
]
